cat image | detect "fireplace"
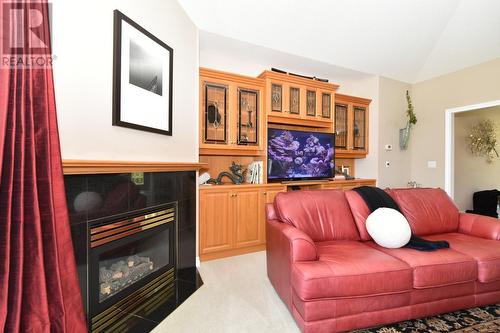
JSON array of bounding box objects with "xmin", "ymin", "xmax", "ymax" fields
[{"xmin": 65, "ymin": 171, "xmax": 201, "ymax": 332}]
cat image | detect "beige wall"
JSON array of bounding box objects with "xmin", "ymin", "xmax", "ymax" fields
[
  {"xmin": 454, "ymin": 106, "xmax": 500, "ymax": 211},
  {"xmin": 378, "ymin": 77, "xmax": 412, "ymax": 188},
  {"xmin": 52, "ymin": 0, "xmax": 199, "ymax": 162},
  {"xmin": 411, "ymin": 58, "xmax": 500, "ymax": 188}
]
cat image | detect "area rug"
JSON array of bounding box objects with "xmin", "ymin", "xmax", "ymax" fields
[{"xmin": 354, "ymin": 304, "xmax": 500, "ymax": 333}]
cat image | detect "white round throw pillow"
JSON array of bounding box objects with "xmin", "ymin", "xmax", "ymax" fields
[{"xmin": 366, "ymin": 208, "xmax": 411, "ymax": 248}]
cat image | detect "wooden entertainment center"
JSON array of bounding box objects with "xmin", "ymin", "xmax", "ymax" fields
[{"xmin": 198, "ymin": 67, "xmax": 376, "ymax": 261}]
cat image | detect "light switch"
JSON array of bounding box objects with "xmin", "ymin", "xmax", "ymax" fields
[{"xmin": 427, "ymin": 160, "xmax": 437, "ymax": 169}]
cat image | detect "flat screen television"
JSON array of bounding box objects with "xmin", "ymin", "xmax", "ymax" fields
[{"xmin": 267, "ymin": 128, "xmax": 335, "ymax": 182}]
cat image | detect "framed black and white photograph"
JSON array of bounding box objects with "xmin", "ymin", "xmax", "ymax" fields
[{"xmin": 113, "ymin": 10, "xmax": 173, "ymax": 135}]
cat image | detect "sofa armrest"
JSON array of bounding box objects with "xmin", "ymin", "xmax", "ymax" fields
[
  {"xmin": 266, "ymin": 203, "xmax": 317, "ymax": 261},
  {"xmin": 266, "ymin": 203, "xmax": 317, "ymax": 309},
  {"xmin": 458, "ymin": 213, "xmax": 500, "ymax": 240}
]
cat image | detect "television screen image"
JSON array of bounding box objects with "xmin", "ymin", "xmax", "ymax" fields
[{"xmin": 267, "ymin": 128, "xmax": 335, "ymax": 181}]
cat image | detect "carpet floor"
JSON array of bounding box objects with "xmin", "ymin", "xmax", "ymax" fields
[{"xmin": 152, "ymin": 251, "xmax": 499, "ymax": 333}]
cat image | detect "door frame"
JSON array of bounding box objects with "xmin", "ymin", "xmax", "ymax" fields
[{"xmin": 444, "ymin": 100, "xmax": 500, "ymax": 198}]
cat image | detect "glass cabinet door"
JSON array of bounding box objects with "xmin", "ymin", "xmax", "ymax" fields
[
  {"xmin": 353, "ymin": 106, "xmax": 366, "ymax": 150},
  {"xmin": 289, "ymin": 87, "xmax": 300, "ymax": 115},
  {"xmin": 238, "ymin": 88, "xmax": 259, "ymax": 145},
  {"xmin": 334, "ymin": 103, "xmax": 348, "ymax": 149},
  {"xmin": 306, "ymin": 90, "xmax": 316, "ymax": 116},
  {"xmin": 322, "ymin": 93, "xmax": 331, "ymax": 118},
  {"xmin": 271, "ymin": 84, "xmax": 282, "ymax": 112},
  {"xmin": 204, "ymin": 83, "xmax": 227, "ymax": 144}
]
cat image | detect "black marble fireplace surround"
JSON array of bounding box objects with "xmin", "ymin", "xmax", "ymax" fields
[{"xmin": 65, "ymin": 171, "xmax": 202, "ymax": 333}]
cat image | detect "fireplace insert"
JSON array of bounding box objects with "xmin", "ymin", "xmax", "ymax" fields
[{"xmin": 88, "ymin": 203, "xmax": 176, "ymax": 331}]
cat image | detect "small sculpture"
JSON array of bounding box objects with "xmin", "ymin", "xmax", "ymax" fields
[{"xmin": 207, "ymin": 162, "xmax": 245, "ymax": 185}]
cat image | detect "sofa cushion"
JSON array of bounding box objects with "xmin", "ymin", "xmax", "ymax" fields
[
  {"xmin": 367, "ymin": 242, "xmax": 477, "ymax": 289},
  {"xmin": 426, "ymin": 233, "xmax": 500, "ymax": 283},
  {"xmin": 274, "ymin": 190, "xmax": 360, "ymax": 242},
  {"xmin": 345, "ymin": 190, "xmax": 372, "ymax": 241},
  {"xmin": 292, "ymin": 241, "xmax": 412, "ymax": 300},
  {"xmin": 386, "ymin": 188, "xmax": 460, "ymax": 236}
]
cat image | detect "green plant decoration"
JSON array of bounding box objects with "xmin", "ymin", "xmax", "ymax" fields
[
  {"xmin": 406, "ymin": 90, "xmax": 417, "ymax": 126},
  {"xmin": 467, "ymin": 119, "xmax": 498, "ymax": 163},
  {"xmin": 400, "ymin": 90, "xmax": 417, "ymax": 150}
]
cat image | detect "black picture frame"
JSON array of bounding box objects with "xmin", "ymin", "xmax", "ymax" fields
[{"xmin": 112, "ymin": 10, "xmax": 173, "ymax": 136}]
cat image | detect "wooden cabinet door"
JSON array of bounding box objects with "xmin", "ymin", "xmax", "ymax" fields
[
  {"xmin": 261, "ymin": 187, "xmax": 286, "ymax": 242},
  {"xmin": 200, "ymin": 190, "xmax": 233, "ymax": 254},
  {"xmin": 321, "ymin": 91, "xmax": 332, "ymax": 120},
  {"xmin": 320, "ymin": 183, "xmax": 343, "ymax": 190},
  {"xmin": 264, "ymin": 187, "xmax": 285, "ymax": 205},
  {"xmin": 352, "ymin": 104, "xmax": 368, "ymax": 154},
  {"xmin": 334, "ymin": 102, "xmax": 349, "ymax": 153},
  {"xmin": 199, "ymin": 68, "xmax": 264, "ymax": 156},
  {"xmin": 305, "ymin": 89, "xmax": 318, "ymax": 119},
  {"xmin": 233, "ymin": 189, "xmax": 262, "ymax": 248},
  {"xmin": 335, "ymin": 94, "xmax": 371, "ymax": 158}
]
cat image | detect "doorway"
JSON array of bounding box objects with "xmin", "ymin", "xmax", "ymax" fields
[{"xmin": 445, "ymin": 100, "xmax": 500, "ymax": 211}]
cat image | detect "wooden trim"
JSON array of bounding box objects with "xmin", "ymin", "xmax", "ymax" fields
[
  {"xmin": 336, "ymin": 151, "xmax": 369, "ymax": 159},
  {"xmin": 258, "ymin": 70, "xmax": 339, "ymax": 91},
  {"xmin": 199, "ymin": 179, "xmax": 376, "ymax": 191},
  {"xmin": 335, "ymin": 93, "xmax": 372, "ymax": 105},
  {"xmin": 267, "ymin": 115, "xmax": 332, "ymax": 128},
  {"xmin": 200, "ymin": 244, "xmax": 266, "ymax": 262},
  {"xmin": 62, "ymin": 160, "xmax": 208, "ymax": 175},
  {"xmin": 200, "ymin": 183, "xmax": 286, "ymax": 191},
  {"xmin": 199, "ymin": 148, "xmax": 265, "ymax": 156},
  {"xmin": 200, "ymin": 67, "xmax": 264, "ymax": 87}
]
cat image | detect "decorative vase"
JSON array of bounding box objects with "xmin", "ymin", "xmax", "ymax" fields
[{"xmin": 399, "ymin": 122, "xmax": 411, "ymax": 150}]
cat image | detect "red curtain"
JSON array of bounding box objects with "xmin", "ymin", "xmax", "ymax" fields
[{"xmin": 0, "ymin": 1, "xmax": 87, "ymax": 332}]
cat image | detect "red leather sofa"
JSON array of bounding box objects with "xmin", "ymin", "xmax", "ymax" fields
[{"xmin": 266, "ymin": 188, "xmax": 500, "ymax": 332}]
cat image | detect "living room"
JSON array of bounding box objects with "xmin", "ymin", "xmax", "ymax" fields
[{"xmin": 1, "ymin": 0, "xmax": 499, "ymax": 332}]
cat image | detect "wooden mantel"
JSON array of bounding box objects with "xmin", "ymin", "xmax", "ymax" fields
[{"xmin": 62, "ymin": 160, "xmax": 208, "ymax": 175}]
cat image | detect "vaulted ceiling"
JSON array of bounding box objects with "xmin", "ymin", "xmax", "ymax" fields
[{"xmin": 178, "ymin": 0, "xmax": 500, "ymax": 83}]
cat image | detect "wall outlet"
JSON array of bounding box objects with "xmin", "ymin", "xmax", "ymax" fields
[
  {"xmin": 385, "ymin": 161, "xmax": 391, "ymax": 167},
  {"xmin": 384, "ymin": 144, "xmax": 393, "ymax": 151},
  {"xmin": 427, "ymin": 160, "xmax": 437, "ymax": 169}
]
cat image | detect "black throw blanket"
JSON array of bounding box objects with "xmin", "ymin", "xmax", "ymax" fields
[{"xmin": 353, "ymin": 186, "xmax": 449, "ymax": 251}]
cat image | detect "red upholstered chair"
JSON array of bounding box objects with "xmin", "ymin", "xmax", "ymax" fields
[{"xmin": 267, "ymin": 188, "xmax": 500, "ymax": 333}]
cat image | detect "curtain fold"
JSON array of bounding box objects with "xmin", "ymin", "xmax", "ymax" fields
[{"xmin": 0, "ymin": 1, "xmax": 87, "ymax": 332}]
